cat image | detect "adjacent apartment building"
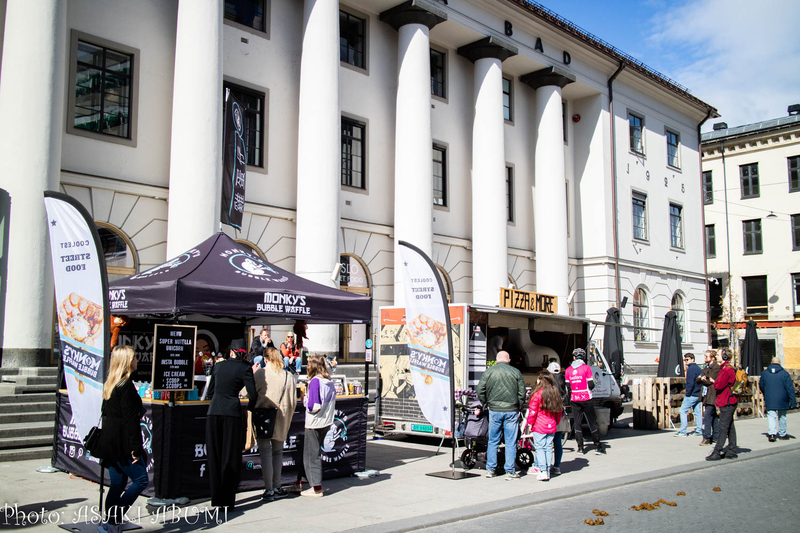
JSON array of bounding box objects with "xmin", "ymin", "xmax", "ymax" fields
[{"xmin": 701, "ymin": 106, "xmax": 800, "ymax": 369}]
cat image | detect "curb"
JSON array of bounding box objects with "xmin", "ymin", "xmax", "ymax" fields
[{"xmin": 345, "ymin": 441, "xmax": 800, "ymax": 532}]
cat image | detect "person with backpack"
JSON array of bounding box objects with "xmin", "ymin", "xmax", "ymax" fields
[
  {"xmin": 706, "ymin": 348, "xmax": 738, "ymax": 461},
  {"xmin": 547, "ymin": 361, "xmax": 570, "ymax": 476},
  {"xmin": 759, "ymin": 357, "xmax": 797, "ymax": 442},
  {"xmin": 565, "ymin": 348, "xmax": 605, "ymax": 455},
  {"xmin": 696, "ymin": 349, "xmax": 720, "ymax": 446},
  {"xmin": 523, "ymin": 371, "xmax": 563, "ymax": 481}
]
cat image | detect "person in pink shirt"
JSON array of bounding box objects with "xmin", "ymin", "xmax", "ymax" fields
[
  {"xmin": 523, "ymin": 371, "xmax": 563, "ymax": 481},
  {"xmin": 564, "ymin": 348, "xmax": 605, "ymax": 455}
]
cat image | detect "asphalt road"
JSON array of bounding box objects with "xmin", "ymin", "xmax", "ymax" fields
[{"xmin": 420, "ymin": 448, "xmax": 800, "ymax": 532}]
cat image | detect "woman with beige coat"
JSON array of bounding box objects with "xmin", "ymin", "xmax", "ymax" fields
[{"xmin": 254, "ymin": 347, "xmax": 297, "ymax": 501}]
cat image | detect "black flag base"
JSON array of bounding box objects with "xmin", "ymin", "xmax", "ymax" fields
[
  {"xmin": 59, "ymin": 522, "xmax": 142, "ymax": 533},
  {"xmin": 426, "ymin": 470, "xmax": 479, "ymax": 480}
]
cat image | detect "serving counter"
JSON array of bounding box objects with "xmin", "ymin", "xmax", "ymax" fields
[{"xmin": 53, "ymin": 391, "xmax": 368, "ymax": 499}]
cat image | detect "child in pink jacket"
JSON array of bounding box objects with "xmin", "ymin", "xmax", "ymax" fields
[{"xmin": 524, "ymin": 371, "xmax": 563, "ymax": 481}]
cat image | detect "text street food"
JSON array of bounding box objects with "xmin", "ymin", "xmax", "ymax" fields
[
  {"xmin": 407, "ymin": 314, "xmax": 447, "ymax": 350},
  {"xmin": 57, "ymin": 292, "xmax": 103, "ymax": 347}
]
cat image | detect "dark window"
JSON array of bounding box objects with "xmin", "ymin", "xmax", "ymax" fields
[
  {"xmin": 629, "ymin": 113, "xmax": 644, "ymax": 154},
  {"xmin": 709, "ymin": 277, "xmax": 723, "ymax": 320},
  {"xmin": 793, "ymin": 273, "xmax": 800, "ymax": 314},
  {"xmin": 705, "ymin": 225, "xmax": 716, "ymax": 258},
  {"xmin": 74, "ymin": 40, "xmax": 133, "ymax": 138},
  {"xmin": 341, "ymin": 118, "xmax": 365, "ymax": 188},
  {"xmin": 340, "ymin": 10, "xmax": 366, "ymax": 69},
  {"xmin": 703, "ymin": 171, "xmax": 713, "ymax": 204},
  {"xmin": 743, "ymin": 275, "xmax": 768, "ymax": 316},
  {"xmin": 224, "ymin": 84, "xmax": 264, "ymax": 167},
  {"xmin": 562, "ymin": 102, "xmax": 568, "ymax": 142},
  {"xmin": 503, "ymin": 77, "xmax": 512, "ymax": 122},
  {"xmin": 506, "ymin": 166, "xmax": 514, "ymax": 222},
  {"xmin": 632, "ymin": 193, "xmax": 647, "ymax": 241},
  {"xmin": 433, "ymin": 145, "xmax": 446, "ymax": 206},
  {"xmin": 790, "ymin": 156, "xmax": 800, "ymax": 192},
  {"xmin": 743, "ymin": 219, "xmax": 762, "ymax": 254},
  {"xmin": 633, "ymin": 288, "xmax": 650, "ymax": 341},
  {"xmin": 740, "ymin": 163, "xmax": 759, "ymax": 198},
  {"xmin": 792, "ymin": 214, "xmax": 800, "ymax": 251},
  {"xmin": 670, "ymin": 203, "xmax": 683, "ymax": 249},
  {"xmin": 224, "ymin": 0, "xmax": 266, "ymax": 32},
  {"xmin": 666, "ymin": 130, "xmax": 680, "ymax": 168},
  {"xmin": 430, "ymin": 49, "xmax": 445, "ymax": 98}
]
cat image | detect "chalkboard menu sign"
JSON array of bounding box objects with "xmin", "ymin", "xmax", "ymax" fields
[{"xmin": 152, "ymin": 324, "xmax": 196, "ymax": 391}]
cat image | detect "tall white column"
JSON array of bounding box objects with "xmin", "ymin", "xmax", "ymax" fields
[
  {"xmin": 458, "ymin": 37, "xmax": 517, "ymax": 306},
  {"xmin": 295, "ymin": 0, "xmax": 341, "ymax": 356},
  {"xmin": 533, "ymin": 84, "xmax": 569, "ymax": 312},
  {"xmin": 166, "ymin": 1, "xmax": 223, "ymax": 258},
  {"xmin": 0, "ymin": 0, "xmax": 66, "ymax": 367}
]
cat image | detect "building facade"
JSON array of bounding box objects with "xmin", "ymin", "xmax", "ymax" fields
[
  {"xmin": 0, "ymin": 0, "xmax": 715, "ymax": 371},
  {"xmin": 701, "ymin": 109, "xmax": 800, "ymax": 369}
]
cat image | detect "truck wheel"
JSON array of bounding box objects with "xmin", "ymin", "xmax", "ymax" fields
[
  {"xmin": 461, "ymin": 449, "xmax": 477, "ymax": 470},
  {"xmin": 516, "ymin": 448, "xmax": 534, "ymax": 470}
]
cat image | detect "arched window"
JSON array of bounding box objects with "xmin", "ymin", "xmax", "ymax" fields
[
  {"xmin": 235, "ymin": 239, "xmax": 265, "ymax": 259},
  {"xmin": 633, "ymin": 287, "xmax": 650, "ymax": 342},
  {"xmin": 436, "ymin": 265, "xmax": 452, "ymax": 303},
  {"xmin": 339, "ymin": 253, "xmax": 371, "ymax": 362},
  {"xmin": 95, "ymin": 222, "xmax": 137, "ymax": 281},
  {"xmin": 508, "ymin": 274, "xmax": 516, "ymax": 289},
  {"xmin": 671, "ymin": 292, "xmax": 686, "ymax": 343}
]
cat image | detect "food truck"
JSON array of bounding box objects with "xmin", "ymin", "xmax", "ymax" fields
[{"xmin": 376, "ymin": 288, "xmax": 623, "ymax": 437}]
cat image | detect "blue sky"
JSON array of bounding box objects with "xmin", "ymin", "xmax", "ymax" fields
[{"xmin": 533, "ymin": 0, "xmax": 800, "ymax": 132}]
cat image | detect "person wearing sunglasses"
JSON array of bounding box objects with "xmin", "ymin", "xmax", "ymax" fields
[
  {"xmin": 281, "ymin": 332, "xmax": 301, "ymax": 374},
  {"xmin": 675, "ymin": 353, "xmax": 703, "ymax": 437}
]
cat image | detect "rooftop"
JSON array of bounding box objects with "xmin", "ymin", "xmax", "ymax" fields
[{"xmin": 701, "ymin": 114, "xmax": 800, "ymax": 143}]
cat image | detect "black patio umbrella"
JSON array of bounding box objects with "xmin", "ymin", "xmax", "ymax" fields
[
  {"xmin": 603, "ymin": 307, "xmax": 624, "ymax": 381},
  {"xmin": 657, "ymin": 311, "xmax": 683, "ymax": 378},
  {"xmin": 741, "ymin": 320, "xmax": 762, "ymax": 376}
]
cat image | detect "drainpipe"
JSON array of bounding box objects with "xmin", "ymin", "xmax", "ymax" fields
[
  {"xmin": 697, "ymin": 110, "xmax": 714, "ymax": 347},
  {"xmin": 721, "ymin": 138, "xmax": 734, "ymax": 350},
  {"xmin": 608, "ymin": 61, "xmax": 625, "ymax": 309}
]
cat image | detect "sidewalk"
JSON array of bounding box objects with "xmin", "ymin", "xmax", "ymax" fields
[{"xmin": 1, "ymin": 412, "xmax": 798, "ymax": 532}]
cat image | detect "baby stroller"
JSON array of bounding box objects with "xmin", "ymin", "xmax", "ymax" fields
[{"xmin": 459, "ymin": 400, "xmax": 488, "ymax": 469}]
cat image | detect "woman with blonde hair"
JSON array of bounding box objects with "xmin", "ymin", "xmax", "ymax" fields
[
  {"xmin": 253, "ymin": 347, "xmax": 297, "ymax": 501},
  {"xmin": 99, "ymin": 345, "xmax": 148, "ymax": 533},
  {"xmin": 297, "ymin": 354, "xmax": 336, "ymax": 497}
]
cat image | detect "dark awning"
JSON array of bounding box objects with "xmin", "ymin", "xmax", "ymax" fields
[{"xmin": 109, "ymin": 232, "xmax": 371, "ymax": 325}]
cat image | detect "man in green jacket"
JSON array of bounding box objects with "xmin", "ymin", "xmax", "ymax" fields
[{"xmin": 477, "ymin": 351, "xmax": 526, "ymax": 479}]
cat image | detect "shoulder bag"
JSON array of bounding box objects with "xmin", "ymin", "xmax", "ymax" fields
[{"xmin": 252, "ymin": 371, "xmax": 289, "ymax": 439}]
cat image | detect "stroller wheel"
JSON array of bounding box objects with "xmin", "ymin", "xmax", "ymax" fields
[
  {"xmin": 516, "ymin": 448, "xmax": 534, "ymax": 470},
  {"xmin": 461, "ymin": 449, "xmax": 477, "ymax": 470}
]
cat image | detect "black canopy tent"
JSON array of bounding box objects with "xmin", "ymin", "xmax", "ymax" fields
[
  {"xmin": 741, "ymin": 320, "xmax": 762, "ymax": 376},
  {"xmin": 657, "ymin": 311, "xmax": 684, "ymax": 378},
  {"xmin": 109, "ymin": 232, "xmax": 371, "ymax": 324},
  {"xmin": 603, "ymin": 307, "xmax": 624, "ymax": 381}
]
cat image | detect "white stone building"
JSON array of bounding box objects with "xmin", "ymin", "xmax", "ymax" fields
[
  {"xmin": 0, "ymin": 0, "xmax": 716, "ymax": 372},
  {"xmin": 701, "ymin": 108, "xmax": 800, "ymax": 369}
]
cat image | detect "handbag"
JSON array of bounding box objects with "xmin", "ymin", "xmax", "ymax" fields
[
  {"xmin": 556, "ymin": 410, "xmax": 571, "ymax": 433},
  {"xmin": 252, "ymin": 371, "xmax": 290, "ymax": 439},
  {"xmin": 84, "ymin": 424, "xmax": 104, "ymax": 457}
]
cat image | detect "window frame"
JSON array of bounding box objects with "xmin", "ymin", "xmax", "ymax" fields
[
  {"xmin": 628, "ymin": 112, "xmax": 645, "ymax": 156},
  {"xmin": 436, "ymin": 265, "xmax": 453, "ymax": 303},
  {"xmin": 224, "ymin": 0, "xmax": 270, "ymax": 38},
  {"xmin": 632, "ymin": 191, "xmax": 648, "ymax": 242},
  {"xmin": 669, "ymin": 202, "xmax": 684, "ymax": 250},
  {"xmin": 94, "ymin": 222, "xmax": 138, "ymax": 281},
  {"xmin": 792, "ymin": 214, "xmax": 800, "ymax": 251},
  {"xmin": 633, "ymin": 287, "xmax": 650, "ymax": 342},
  {"xmin": 703, "ymin": 170, "xmax": 713, "ymax": 204},
  {"xmin": 671, "ymin": 292, "xmax": 686, "ymax": 343},
  {"xmin": 742, "ymin": 275, "xmax": 768, "ymax": 317},
  {"xmin": 793, "ymin": 273, "xmax": 800, "ymax": 314},
  {"xmin": 341, "ymin": 116, "xmax": 367, "ymax": 191},
  {"xmin": 67, "ymin": 30, "xmax": 139, "ymax": 147},
  {"xmin": 666, "ymin": 129, "xmax": 680, "ymax": 169},
  {"xmin": 562, "ymin": 101, "xmax": 568, "ymax": 143},
  {"xmin": 506, "ymin": 165, "xmax": 515, "ymax": 224},
  {"xmin": 430, "ymin": 45, "xmax": 447, "ymax": 102},
  {"xmin": 338, "ymin": 253, "xmax": 371, "ymax": 363},
  {"xmin": 339, "ymin": 7, "xmax": 368, "ymax": 73},
  {"xmin": 789, "ymin": 156, "xmax": 800, "ymax": 193},
  {"xmin": 432, "ymin": 143, "xmax": 448, "ymax": 208},
  {"xmin": 742, "ymin": 218, "xmax": 763, "ymax": 255},
  {"xmin": 224, "ymin": 80, "xmax": 268, "ymax": 170},
  {"xmin": 705, "ymin": 224, "xmax": 716, "ymax": 258},
  {"xmin": 740, "ymin": 163, "xmax": 760, "ymax": 199},
  {"xmin": 502, "ymin": 76, "xmax": 514, "ymax": 124}
]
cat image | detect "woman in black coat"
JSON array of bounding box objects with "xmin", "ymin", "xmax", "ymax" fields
[
  {"xmin": 205, "ymin": 339, "xmax": 256, "ymax": 509},
  {"xmin": 100, "ymin": 345, "xmax": 148, "ymax": 533}
]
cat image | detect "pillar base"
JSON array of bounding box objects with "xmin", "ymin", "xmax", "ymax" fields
[{"xmin": 0, "ymin": 348, "xmax": 52, "ymax": 368}]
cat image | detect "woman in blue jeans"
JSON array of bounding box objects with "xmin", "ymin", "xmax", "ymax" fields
[{"xmin": 100, "ymin": 346, "xmax": 149, "ymax": 533}]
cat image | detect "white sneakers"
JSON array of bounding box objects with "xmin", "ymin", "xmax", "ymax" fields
[{"xmin": 536, "ymin": 470, "xmax": 550, "ymax": 481}]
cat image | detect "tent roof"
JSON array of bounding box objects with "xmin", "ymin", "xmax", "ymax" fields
[{"xmin": 109, "ymin": 232, "xmax": 371, "ymax": 325}]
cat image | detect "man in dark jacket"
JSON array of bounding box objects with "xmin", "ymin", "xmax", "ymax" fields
[
  {"xmin": 696, "ymin": 350, "xmax": 720, "ymax": 446},
  {"xmin": 477, "ymin": 350, "xmax": 526, "ymax": 480},
  {"xmin": 247, "ymin": 328, "xmax": 275, "ymax": 364},
  {"xmin": 676, "ymin": 353, "xmax": 703, "ymax": 437},
  {"xmin": 707, "ymin": 348, "xmax": 737, "ymax": 461},
  {"xmin": 759, "ymin": 357, "xmax": 797, "ymax": 442}
]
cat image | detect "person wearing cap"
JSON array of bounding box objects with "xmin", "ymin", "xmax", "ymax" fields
[
  {"xmin": 547, "ymin": 360, "xmax": 570, "ymax": 475},
  {"xmin": 205, "ymin": 339, "xmax": 257, "ymax": 509},
  {"xmin": 477, "ymin": 350, "xmax": 526, "ymax": 480},
  {"xmin": 564, "ymin": 348, "xmax": 605, "ymax": 455}
]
